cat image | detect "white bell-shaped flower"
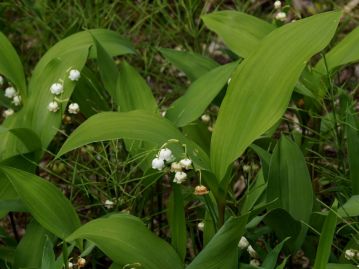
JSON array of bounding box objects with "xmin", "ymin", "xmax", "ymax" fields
[
  {"xmin": 50, "ymin": 83, "xmax": 64, "ymax": 95},
  {"xmin": 4, "ymin": 86, "xmax": 16, "ymax": 98},
  {"xmin": 48, "ymin": 101, "xmax": 59, "ymax": 112},
  {"xmin": 68, "ymin": 69, "xmax": 81, "ymax": 81},
  {"xmin": 158, "ymin": 148, "xmax": 174, "ymax": 162},
  {"xmin": 68, "ymin": 102, "xmax": 80, "ymax": 114},
  {"xmin": 2, "ymin": 108, "xmax": 14, "ymax": 118},
  {"xmin": 12, "ymin": 95, "xmax": 21, "ymax": 106},
  {"xmin": 152, "ymin": 157, "xmax": 165, "ymax": 170},
  {"xmin": 173, "ymin": 171, "xmax": 187, "ymax": 184},
  {"xmin": 179, "ymin": 158, "xmax": 192, "ymax": 169}
]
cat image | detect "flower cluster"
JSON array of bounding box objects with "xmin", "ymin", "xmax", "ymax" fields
[
  {"xmin": 273, "ymin": 1, "xmax": 287, "ymax": 22},
  {"xmin": 1, "ymin": 75, "xmax": 22, "ymax": 118},
  {"xmin": 151, "ymin": 147, "xmax": 194, "ymax": 184},
  {"xmin": 48, "ymin": 69, "xmax": 80, "ymax": 114},
  {"xmin": 238, "ymin": 236, "xmax": 260, "ymax": 266},
  {"xmin": 345, "ymin": 248, "xmax": 359, "ymax": 261}
]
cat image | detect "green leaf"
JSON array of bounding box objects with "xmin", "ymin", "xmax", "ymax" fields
[
  {"xmin": 202, "ymin": 11, "xmax": 275, "ymax": 58},
  {"xmin": 41, "ymin": 236, "xmax": 56, "ymax": 269},
  {"xmin": 211, "ymin": 11, "xmax": 341, "ymax": 181},
  {"xmin": 66, "ymin": 214, "xmax": 183, "ymax": 269},
  {"xmin": 166, "ymin": 62, "xmax": 237, "ymax": 127},
  {"xmin": 337, "ymin": 195, "xmax": 359, "ymax": 217},
  {"xmin": 316, "ymin": 26, "xmax": 359, "ymax": 73},
  {"xmin": 93, "ymin": 35, "xmax": 119, "ymax": 102},
  {"xmin": 159, "ymin": 48, "xmax": 219, "ymax": 81},
  {"xmin": 262, "ymin": 237, "xmax": 290, "ymax": 269},
  {"xmin": 0, "ymin": 29, "xmax": 134, "ymax": 161},
  {"xmin": 167, "ymin": 184, "xmax": 187, "ymax": 261},
  {"xmin": 267, "ymin": 136, "xmax": 313, "ymax": 222},
  {"xmin": 0, "ymin": 32, "xmax": 27, "ymax": 95},
  {"xmin": 346, "ymin": 110, "xmax": 359, "ymax": 194},
  {"xmin": 117, "ymin": 61, "xmax": 157, "ymax": 112},
  {"xmin": 264, "ymin": 208, "xmax": 302, "ymax": 252},
  {"xmin": 56, "ymin": 110, "xmax": 210, "ymax": 170},
  {"xmin": 187, "ymin": 215, "xmax": 249, "ymax": 269},
  {"xmin": 0, "ymin": 166, "xmax": 80, "ymax": 239},
  {"xmin": 13, "ymin": 221, "xmax": 51, "ymax": 269},
  {"xmin": 313, "ymin": 202, "xmax": 338, "ymax": 269},
  {"xmin": 327, "ymin": 264, "xmax": 358, "ymax": 269}
]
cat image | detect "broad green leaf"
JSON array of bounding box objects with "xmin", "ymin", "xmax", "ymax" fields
[
  {"xmin": 211, "ymin": 11, "xmax": 341, "ymax": 181},
  {"xmin": 166, "ymin": 62, "xmax": 237, "ymax": 127},
  {"xmin": 66, "ymin": 214, "xmax": 183, "ymax": 269},
  {"xmin": 57, "ymin": 110, "xmax": 210, "ymax": 170},
  {"xmin": 316, "ymin": 26, "xmax": 359, "ymax": 73},
  {"xmin": 241, "ymin": 170, "xmax": 267, "ymax": 214},
  {"xmin": 346, "ymin": 111, "xmax": 359, "ymax": 194},
  {"xmin": 202, "ymin": 11, "xmax": 275, "ymax": 58},
  {"xmin": 93, "ymin": 35, "xmax": 119, "ymax": 102},
  {"xmin": 159, "ymin": 48, "xmax": 219, "ymax": 81},
  {"xmin": 0, "ymin": 32, "xmax": 27, "ymax": 95},
  {"xmin": 187, "ymin": 215, "xmax": 248, "ymax": 269},
  {"xmin": 313, "ymin": 203, "xmax": 338, "ymax": 269},
  {"xmin": 264, "ymin": 208, "xmax": 302, "ymax": 252},
  {"xmin": 267, "ymin": 136, "xmax": 313, "ymax": 222},
  {"xmin": 13, "ymin": 221, "xmax": 51, "ymax": 269},
  {"xmin": 262, "ymin": 237, "xmax": 290, "ymax": 269},
  {"xmin": 337, "ymin": 195, "xmax": 359, "ymax": 217},
  {"xmin": 0, "ymin": 166, "xmax": 80, "ymax": 239},
  {"xmin": 117, "ymin": 61, "xmax": 157, "ymax": 112},
  {"xmin": 41, "ymin": 236, "xmax": 56, "ymax": 269},
  {"xmin": 0, "ymin": 29, "xmax": 134, "ymax": 161},
  {"xmin": 167, "ymin": 184, "xmax": 187, "ymax": 261}
]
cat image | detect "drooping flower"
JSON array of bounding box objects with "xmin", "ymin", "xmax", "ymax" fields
[
  {"xmin": 179, "ymin": 158, "xmax": 192, "ymax": 169},
  {"xmin": 68, "ymin": 69, "xmax": 81, "ymax": 81},
  {"xmin": 197, "ymin": 221, "xmax": 205, "ymax": 231},
  {"xmin": 194, "ymin": 185, "xmax": 209, "ymax": 196},
  {"xmin": 201, "ymin": 114, "xmax": 211, "ymax": 123},
  {"xmin": 48, "ymin": 101, "xmax": 59, "ymax": 112},
  {"xmin": 68, "ymin": 262, "xmax": 74, "ymax": 269},
  {"xmin": 77, "ymin": 257, "xmax": 86, "ymax": 268},
  {"xmin": 274, "ymin": 1, "xmax": 282, "ymax": 9},
  {"xmin": 171, "ymin": 162, "xmax": 182, "ymax": 172},
  {"xmin": 152, "ymin": 157, "xmax": 165, "ymax": 170},
  {"xmin": 247, "ymin": 245, "xmax": 258, "ymax": 258},
  {"xmin": 250, "ymin": 259, "xmax": 261, "ymax": 267},
  {"xmin": 4, "ymin": 86, "xmax": 16, "ymax": 98},
  {"xmin": 104, "ymin": 199, "xmax": 114, "ymax": 209},
  {"xmin": 2, "ymin": 108, "xmax": 14, "ymax": 118},
  {"xmin": 173, "ymin": 171, "xmax": 187, "ymax": 184},
  {"xmin": 68, "ymin": 102, "xmax": 80, "ymax": 114},
  {"xmin": 345, "ymin": 249, "xmax": 356, "ymax": 260},
  {"xmin": 50, "ymin": 83, "xmax": 64, "ymax": 95},
  {"xmin": 158, "ymin": 148, "xmax": 174, "ymax": 162},
  {"xmin": 12, "ymin": 95, "xmax": 21, "ymax": 106},
  {"xmin": 238, "ymin": 236, "xmax": 249, "ymax": 249},
  {"xmin": 275, "ymin": 12, "xmax": 287, "ymax": 21}
]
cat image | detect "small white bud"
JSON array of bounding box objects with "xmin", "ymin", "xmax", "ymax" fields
[
  {"xmin": 152, "ymin": 157, "xmax": 165, "ymax": 170},
  {"xmin": 0, "ymin": 75, "xmax": 4, "ymax": 86},
  {"xmin": 50, "ymin": 83, "xmax": 63, "ymax": 95},
  {"xmin": 243, "ymin": 165, "xmax": 251, "ymax": 172},
  {"xmin": 158, "ymin": 148, "xmax": 174, "ymax": 162},
  {"xmin": 197, "ymin": 222, "xmax": 205, "ymax": 231},
  {"xmin": 275, "ymin": 12, "xmax": 287, "ymax": 21},
  {"xmin": 161, "ymin": 111, "xmax": 167, "ymax": 117},
  {"xmin": 238, "ymin": 236, "xmax": 249, "ymax": 249},
  {"xmin": 250, "ymin": 259, "xmax": 261, "ymax": 267},
  {"xmin": 12, "ymin": 95, "xmax": 21, "ymax": 106},
  {"xmin": 171, "ymin": 162, "xmax": 182, "ymax": 172},
  {"xmin": 345, "ymin": 249, "xmax": 356, "ymax": 260},
  {"xmin": 68, "ymin": 102, "xmax": 80, "ymax": 114},
  {"xmin": 274, "ymin": 1, "xmax": 282, "ymax": 9},
  {"xmin": 247, "ymin": 245, "xmax": 258, "ymax": 258},
  {"xmin": 68, "ymin": 262, "xmax": 74, "ymax": 269},
  {"xmin": 104, "ymin": 199, "xmax": 114, "ymax": 209},
  {"xmin": 68, "ymin": 69, "xmax": 81, "ymax": 81},
  {"xmin": 2, "ymin": 108, "xmax": 14, "ymax": 118},
  {"xmin": 227, "ymin": 77, "xmax": 231, "ymax": 84},
  {"xmin": 4, "ymin": 86, "xmax": 16, "ymax": 98},
  {"xmin": 48, "ymin": 101, "xmax": 59, "ymax": 112},
  {"xmin": 173, "ymin": 171, "xmax": 187, "ymax": 184},
  {"xmin": 201, "ymin": 114, "xmax": 211, "ymax": 123},
  {"xmin": 179, "ymin": 158, "xmax": 192, "ymax": 169}
]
